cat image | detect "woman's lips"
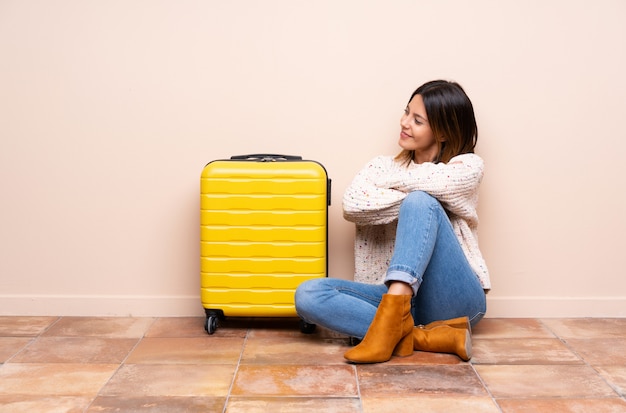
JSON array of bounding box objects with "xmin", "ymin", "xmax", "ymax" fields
[{"xmin": 400, "ymin": 131, "xmax": 412, "ymax": 140}]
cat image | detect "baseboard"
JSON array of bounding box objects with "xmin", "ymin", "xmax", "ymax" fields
[
  {"xmin": 1, "ymin": 294, "xmax": 625, "ymax": 318},
  {"xmin": 486, "ymin": 296, "xmax": 626, "ymax": 318},
  {"xmin": 0, "ymin": 294, "xmax": 205, "ymax": 317}
]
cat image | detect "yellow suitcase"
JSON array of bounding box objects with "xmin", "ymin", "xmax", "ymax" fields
[{"xmin": 200, "ymin": 154, "xmax": 330, "ymax": 334}]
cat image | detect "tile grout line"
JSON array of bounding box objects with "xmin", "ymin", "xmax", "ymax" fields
[
  {"xmin": 467, "ymin": 320, "xmax": 503, "ymax": 412},
  {"xmin": 353, "ymin": 364, "xmax": 365, "ymax": 413},
  {"xmin": 3, "ymin": 316, "xmax": 64, "ymax": 365},
  {"xmin": 3, "ymin": 337, "xmax": 37, "ymax": 366},
  {"xmin": 42, "ymin": 316, "xmax": 63, "ymax": 335},
  {"xmin": 542, "ymin": 318, "xmax": 626, "ymax": 400},
  {"xmin": 81, "ymin": 316, "xmax": 159, "ymax": 413},
  {"xmin": 222, "ymin": 325, "xmax": 250, "ymax": 413},
  {"xmin": 470, "ymin": 318, "xmax": 580, "ymax": 411},
  {"xmin": 469, "ymin": 360, "xmax": 502, "ymax": 412}
]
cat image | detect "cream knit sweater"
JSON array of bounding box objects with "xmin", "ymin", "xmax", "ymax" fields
[{"xmin": 342, "ymin": 153, "xmax": 491, "ymax": 291}]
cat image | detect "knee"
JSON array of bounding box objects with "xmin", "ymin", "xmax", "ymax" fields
[
  {"xmin": 401, "ymin": 191, "xmax": 438, "ymax": 211},
  {"xmin": 294, "ymin": 279, "xmax": 323, "ymax": 313}
]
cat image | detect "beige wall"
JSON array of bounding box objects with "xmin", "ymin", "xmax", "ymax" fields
[{"xmin": 1, "ymin": 0, "xmax": 625, "ymax": 317}]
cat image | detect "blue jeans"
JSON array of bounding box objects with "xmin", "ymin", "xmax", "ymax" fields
[{"xmin": 295, "ymin": 191, "xmax": 486, "ymax": 339}]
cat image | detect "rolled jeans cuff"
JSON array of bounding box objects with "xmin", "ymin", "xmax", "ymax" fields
[{"xmin": 384, "ymin": 269, "xmax": 421, "ymax": 297}]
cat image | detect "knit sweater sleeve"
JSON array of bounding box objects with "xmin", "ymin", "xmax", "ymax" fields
[
  {"xmin": 381, "ymin": 153, "xmax": 484, "ymax": 225},
  {"xmin": 342, "ymin": 156, "xmax": 406, "ymax": 226},
  {"xmin": 342, "ymin": 154, "xmax": 484, "ymax": 226}
]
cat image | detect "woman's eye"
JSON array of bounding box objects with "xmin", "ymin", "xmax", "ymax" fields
[{"xmin": 414, "ymin": 118, "xmax": 422, "ymax": 125}]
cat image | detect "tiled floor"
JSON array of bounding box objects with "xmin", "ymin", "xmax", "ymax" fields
[{"xmin": 1, "ymin": 316, "xmax": 626, "ymax": 412}]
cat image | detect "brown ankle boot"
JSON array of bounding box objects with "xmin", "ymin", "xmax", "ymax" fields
[
  {"xmin": 344, "ymin": 294, "xmax": 414, "ymax": 364},
  {"xmin": 421, "ymin": 316, "xmax": 471, "ymax": 332},
  {"xmin": 413, "ymin": 323, "xmax": 472, "ymax": 361}
]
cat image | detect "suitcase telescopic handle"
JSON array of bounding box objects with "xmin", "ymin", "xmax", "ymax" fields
[{"xmin": 230, "ymin": 154, "xmax": 303, "ymax": 162}]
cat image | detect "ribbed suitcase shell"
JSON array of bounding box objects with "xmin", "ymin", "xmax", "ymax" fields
[{"xmin": 200, "ymin": 155, "xmax": 330, "ymax": 326}]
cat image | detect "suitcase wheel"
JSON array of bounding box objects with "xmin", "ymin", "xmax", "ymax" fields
[
  {"xmin": 300, "ymin": 319, "xmax": 317, "ymax": 334},
  {"xmin": 204, "ymin": 315, "xmax": 219, "ymax": 335}
]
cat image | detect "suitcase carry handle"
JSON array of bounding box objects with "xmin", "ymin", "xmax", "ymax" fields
[
  {"xmin": 230, "ymin": 154, "xmax": 303, "ymax": 162},
  {"xmin": 225, "ymin": 153, "xmax": 331, "ymax": 206}
]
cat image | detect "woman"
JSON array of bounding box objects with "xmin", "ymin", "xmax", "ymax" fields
[{"xmin": 295, "ymin": 80, "xmax": 490, "ymax": 364}]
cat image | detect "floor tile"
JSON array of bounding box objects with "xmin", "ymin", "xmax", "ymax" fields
[
  {"xmin": 471, "ymin": 338, "xmax": 582, "ymax": 365},
  {"xmin": 43, "ymin": 317, "xmax": 154, "ymax": 338},
  {"xmin": 497, "ymin": 398, "xmax": 626, "ymax": 412},
  {"xmin": 357, "ymin": 364, "xmax": 487, "ymax": 397},
  {"xmin": 0, "ymin": 337, "xmax": 32, "ymax": 363},
  {"xmin": 0, "ymin": 316, "xmax": 58, "ymax": 336},
  {"xmin": 309, "ymin": 325, "xmax": 353, "ymax": 340},
  {"xmin": 475, "ymin": 365, "xmax": 618, "ymax": 398},
  {"xmin": 241, "ymin": 336, "xmax": 347, "ymax": 365},
  {"xmin": 541, "ymin": 318, "xmax": 626, "ymax": 339},
  {"xmin": 145, "ymin": 317, "xmax": 243, "ymax": 338},
  {"xmin": 225, "ymin": 397, "xmax": 361, "ymax": 413},
  {"xmin": 361, "ymin": 396, "xmax": 500, "ymax": 413},
  {"xmin": 596, "ymin": 365, "xmax": 626, "ymax": 397},
  {"xmin": 231, "ymin": 365, "xmax": 357, "ymax": 397},
  {"xmin": 2, "ymin": 315, "xmax": 624, "ymax": 411},
  {"xmin": 10, "ymin": 337, "xmax": 138, "ymax": 364},
  {"xmin": 243, "ymin": 318, "xmax": 316, "ymax": 339},
  {"xmin": 472, "ymin": 318, "xmax": 555, "ymax": 339},
  {"xmin": 0, "ymin": 396, "xmax": 93, "ymax": 413},
  {"xmin": 86, "ymin": 396, "xmax": 226, "ymax": 412},
  {"xmin": 378, "ymin": 350, "xmax": 465, "ymax": 365},
  {"xmin": 99, "ymin": 364, "xmax": 235, "ymax": 397},
  {"xmin": 125, "ymin": 337, "xmax": 243, "ymax": 364},
  {"xmin": 0, "ymin": 363, "xmax": 118, "ymax": 396},
  {"xmin": 564, "ymin": 338, "xmax": 626, "ymax": 365}
]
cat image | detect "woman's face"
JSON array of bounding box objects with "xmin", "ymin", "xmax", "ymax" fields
[{"xmin": 399, "ymin": 94, "xmax": 439, "ymax": 163}]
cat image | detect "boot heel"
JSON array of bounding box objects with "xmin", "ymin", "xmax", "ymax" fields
[
  {"xmin": 392, "ymin": 332, "xmax": 413, "ymax": 357},
  {"xmin": 343, "ymin": 294, "xmax": 414, "ymax": 364},
  {"xmin": 460, "ymin": 329, "xmax": 472, "ymax": 361}
]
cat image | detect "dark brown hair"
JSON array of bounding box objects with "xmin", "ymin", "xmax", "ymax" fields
[{"xmin": 396, "ymin": 80, "xmax": 478, "ymax": 165}]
